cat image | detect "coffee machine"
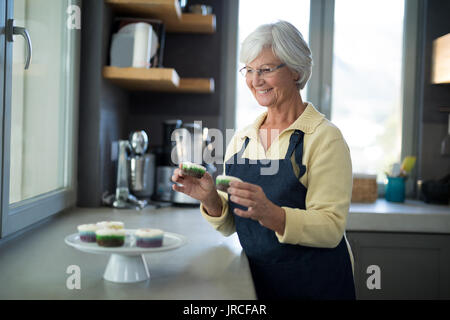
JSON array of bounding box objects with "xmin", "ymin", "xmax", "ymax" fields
[
  {"xmin": 154, "ymin": 120, "xmax": 216, "ymax": 205},
  {"xmin": 154, "ymin": 120, "xmax": 182, "ymax": 202}
]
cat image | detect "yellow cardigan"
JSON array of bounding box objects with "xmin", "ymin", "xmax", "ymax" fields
[{"xmin": 200, "ymin": 103, "xmax": 354, "ymax": 266}]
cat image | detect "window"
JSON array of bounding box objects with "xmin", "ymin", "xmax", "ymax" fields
[
  {"xmin": 236, "ymin": 0, "xmax": 310, "ymax": 130},
  {"xmin": 1, "ymin": 0, "xmax": 80, "ymax": 238},
  {"xmin": 331, "ymin": 0, "xmax": 405, "ymax": 181}
]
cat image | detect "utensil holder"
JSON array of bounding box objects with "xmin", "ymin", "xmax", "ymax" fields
[{"xmin": 385, "ymin": 176, "xmax": 406, "ymax": 203}]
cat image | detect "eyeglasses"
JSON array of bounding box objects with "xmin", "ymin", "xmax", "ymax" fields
[{"xmin": 239, "ymin": 63, "xmax": 286, "ymax": 78}]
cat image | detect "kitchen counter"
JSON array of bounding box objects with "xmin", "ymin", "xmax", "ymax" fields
[
  {"xmin": 0, "ymin": 206, "xmax": 256, "ymax": 300},
  {"xmin": 0, "ymin": 199, "xmax": 449, "ymax": 300},
  {"xmin": 347, "ymin": 199, "xmax": 450, "ymax": 234}
]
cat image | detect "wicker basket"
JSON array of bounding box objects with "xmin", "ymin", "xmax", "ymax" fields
[{"xmin": 351, "ymin": 174, "xmax": 378, "ymax": 203}]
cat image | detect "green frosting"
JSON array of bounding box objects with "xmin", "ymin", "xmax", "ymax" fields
[
  {"xmin": 182, "ymin": 163, "xmax": 205, "ymax": 173},
  {"xmin": 216, "ymin": 177, "xmax": 231, "ymax": 185},
  {"xmin": 96, "ymin": 235, "xmax": 125, "ymax": 240}
]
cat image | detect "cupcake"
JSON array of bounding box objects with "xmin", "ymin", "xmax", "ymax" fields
[
  {"xmin": 96, "ymin": 221, "xmax": 124, "ymax": 230},
  {"xmin": 95, "ymin": 228, "xmax": 126, "ymax": 247},
  {"xmin": 215, "ymin": 175, "xmax": 243, "ymax": 192},
  {"xmin": 135, "ymin": 228, "xmax": 164, "ymax": 248},
  {"xmin": 77, "ymin": 224, "xmax": 99, "ymax": 242},
  {"xmin": 181, "ymin": 161, "xmax": 206, "ymax": 179}
]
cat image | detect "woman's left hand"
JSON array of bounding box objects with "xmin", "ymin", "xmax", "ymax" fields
[{"xmin": 228, "ymin": 181, "xmax": 286, "ymax": 235}]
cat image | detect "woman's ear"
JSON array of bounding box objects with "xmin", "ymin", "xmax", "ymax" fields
[{"xmin": 291, "ymin": 70, "xmax": 300, "ymax": 82}]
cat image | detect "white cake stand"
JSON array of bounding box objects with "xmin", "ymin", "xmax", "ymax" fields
[{"xmin": 65, "ymin": 229, "xmax": 187, "ymax": 283}]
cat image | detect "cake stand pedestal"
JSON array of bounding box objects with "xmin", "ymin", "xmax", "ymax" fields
[
  {"xmin": 103, "ymin": 254, "xmax": 150, "ymax": 283},
  {"xmin": 65, "ymin": 230, "xmax": 186, "ymax": 283}
]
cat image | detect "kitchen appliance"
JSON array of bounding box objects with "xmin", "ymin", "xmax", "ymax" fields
[
  {"xmin": 128, "ymin": 130, "xmax": 155, "ymax": 198},
  {"xmin": 112, "ymin": 140, "xmax": 147, "ymax": 209},
  {"xmin": 110, "ymin": 22, "xmax": 158, "ymax": 68},
  {"xmin": 154, "ymin": 120, "xmax": 182, "ymax": 202},
  {"xmin": 154, "ymin": 120, "xmax": 216, "ymax": 205},
  {"xmin": 105, "ymin": 130, "xmax": 156, "ymax": 209},
  {"xmin": 170, "ymin": 122, "xmax": 217, "ymax": 205}
]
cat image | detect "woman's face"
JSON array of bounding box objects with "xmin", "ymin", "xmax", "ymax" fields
[{"xmin": 245, "ymin": 47, "xmax": 298, "ymax": 108}]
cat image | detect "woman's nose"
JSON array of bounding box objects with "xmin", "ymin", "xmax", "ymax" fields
[{"xmin": 251, "ymin": 73, "xmax": 264, "ymax": 86}]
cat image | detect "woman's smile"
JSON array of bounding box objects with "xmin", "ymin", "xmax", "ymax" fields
[{"xmin": 257, "ymin": 88, "xmax": 273, "ymax": 94}]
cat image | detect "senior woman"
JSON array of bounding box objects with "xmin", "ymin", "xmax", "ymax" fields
[{"xmin": 172, "ymin": 20, "xmax": 355, "ymax": 300}]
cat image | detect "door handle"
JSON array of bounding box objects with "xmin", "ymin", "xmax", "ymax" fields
[{"xmin": 6, "ymin": 19, "xmax": 33, "ymax": 70}]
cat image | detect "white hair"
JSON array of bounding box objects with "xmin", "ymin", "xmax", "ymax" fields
[{"xmin": 240, "ymin": 20, "xmax": 313, "ymax": 90}]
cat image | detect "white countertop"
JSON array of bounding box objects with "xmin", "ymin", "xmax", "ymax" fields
[
  {"xmin": 347, "ymin": 199, "xmax": 450, "ymax": 234},
  {"xmin": 0, "ymin": 206, "xmax": 256, "ymax": 300}
]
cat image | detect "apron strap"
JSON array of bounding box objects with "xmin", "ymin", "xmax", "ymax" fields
[
  {"xmin": 285, "ymin": 130, "xmax": 307, "ymax": 178},
  {"xmin": 236, "ymin": 137, "xmax": 250, "ymax": 161},
  {"xmin": 285, "ymin": 130, "xmax": 304, "ymax": 160}
]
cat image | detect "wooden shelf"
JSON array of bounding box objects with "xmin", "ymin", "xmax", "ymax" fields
[
  {"xmin": 103, "ymin": 66, "xmax": 214, "ymax": 93},
  {"xmin": 167, "ymin": 13, "xmax": 216, "ymax": 34},
  {"xmin": 105, "ymin": 0, "xmax": 216, "ymax": 34},
  {"xmin": 178, "ymin": 78, "xmax": 215, "ymax": 93}
]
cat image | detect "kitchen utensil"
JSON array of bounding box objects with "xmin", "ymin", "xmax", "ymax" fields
[
  {"xmin": 400, "ymin": 156, "xmax": 416, "ymax": 176},
  {"xmin": 391, "ymin": 163, "xmax": 401, "ymax": 177}
]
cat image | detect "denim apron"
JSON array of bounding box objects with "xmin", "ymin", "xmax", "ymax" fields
[{"xmin": 226, "ymin": 130, "xmax": 355, "ymax": 300}]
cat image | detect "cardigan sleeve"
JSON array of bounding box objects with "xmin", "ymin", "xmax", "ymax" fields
[{"xmin": 199, "ymin": 189, "xmax": 236, "ymax": 236}]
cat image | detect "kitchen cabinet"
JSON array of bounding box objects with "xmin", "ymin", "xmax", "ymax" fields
[
  {"xmin": 103, "ymin": 0, "xmax": 215, "ymax": 93},
  {"xmin": 346, "ymin": 231, "xmax": 450, "ymax": 299}
]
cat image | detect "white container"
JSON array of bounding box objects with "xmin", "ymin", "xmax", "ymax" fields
[{"xmin": 110, "ymin": 22, "xmax": 158, "ymax": 68}]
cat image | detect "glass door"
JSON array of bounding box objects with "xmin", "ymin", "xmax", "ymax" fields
[{"xmin": 1, "ymin": 0, "xmax": 80, "ymax": 238}]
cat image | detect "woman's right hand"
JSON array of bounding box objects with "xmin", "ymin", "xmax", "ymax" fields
[{"xmin": 171, "ymin": 164, "xmax": 222, "ymax": 216}]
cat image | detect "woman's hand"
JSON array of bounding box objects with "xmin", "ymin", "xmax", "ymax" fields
[
  {"xmin": 227, "ymin": 181, "xmax": 286, "ymax": 235},
  {"xmin": 171, "ymin": 164, "xmax": 222, "ymax": 217}
]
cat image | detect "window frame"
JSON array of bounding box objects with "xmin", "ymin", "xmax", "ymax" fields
[{"xmin": 0, "ymin": 0, "xmax": 80, "ymax": 239}]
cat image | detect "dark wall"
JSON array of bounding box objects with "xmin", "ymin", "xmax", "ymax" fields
[
  {"xmin": 418, "ymin": 0, "xmax": 450, "ymax": 181},
  {"xmin": 78, "ymin": 0, "xmax": 129, "ymax": 207},
  {"xmin": 127, "ymin": 0, "xmax": 225, "ymax": 150}
]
